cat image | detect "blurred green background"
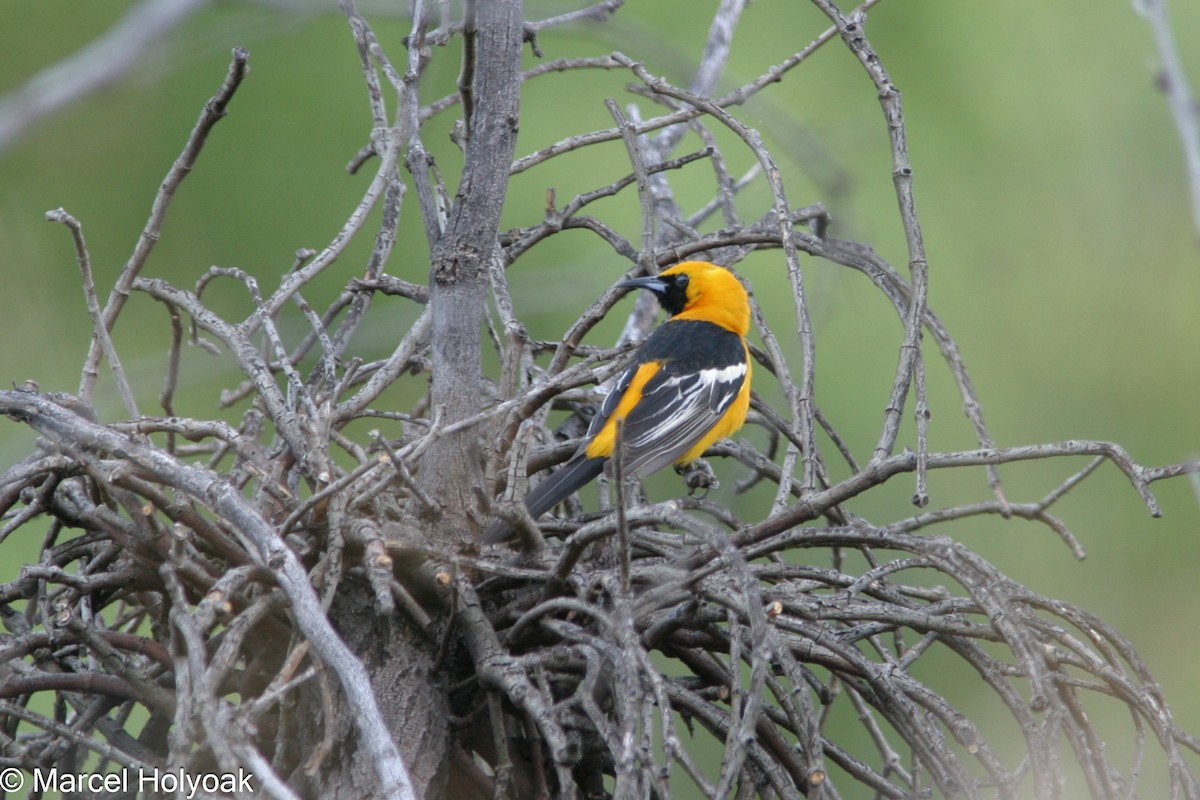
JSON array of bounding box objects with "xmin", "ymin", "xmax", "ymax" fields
[{"xmin": 2, "ymin": 0, "xmax": 1198, "ymax": 794}]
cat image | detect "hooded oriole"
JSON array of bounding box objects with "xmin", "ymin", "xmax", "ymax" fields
[{"xmin": 484, "ymin": 260, "xmax": 752, "ymax": 544}]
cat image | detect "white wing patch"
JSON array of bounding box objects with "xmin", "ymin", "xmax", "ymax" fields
[
  {"xmin": 620, "ymin": 361, "xmax": 747, "ymax": 475},
  {"xmin": 696, "ymin": 362, "xmax": 747, "ymax": 408}
]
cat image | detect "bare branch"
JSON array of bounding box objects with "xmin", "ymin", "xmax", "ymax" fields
[
  {"xmin": 0, "ymin": 389, "xmax": 418, "ymax": 800},
  {"xmin": 80, "ymin": 47, "xmax": 249, "ymax": 402},
  {"xmin": 44, "ymin": 209, "xmax": 139, "ymax": 418},
  {"xmin": 1135, "ymin": 0, "xmax": 1200, "ymax": 243},
  {"xmin": 0, "ymin": 0, "xmax": 209, "ymax": 154}
]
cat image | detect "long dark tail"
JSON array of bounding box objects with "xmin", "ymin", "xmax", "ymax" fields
[{"xmin": 483, "ymin": 452, "xmax": 606, "ymax": 543}]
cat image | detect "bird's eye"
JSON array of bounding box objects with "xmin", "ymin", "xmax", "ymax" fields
[{"xmin": 674, "ymin": 274, "xmax": 689, "ymax": 288}]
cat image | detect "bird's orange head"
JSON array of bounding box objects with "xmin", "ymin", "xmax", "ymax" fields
[{"xmin": 618, "ymin": 261, "xmax": 751, "ymax": 336}]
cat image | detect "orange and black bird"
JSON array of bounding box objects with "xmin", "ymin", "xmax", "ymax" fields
[{"xmin": 484, "ymin": 260, "xmax": 752, "ymax": 543}]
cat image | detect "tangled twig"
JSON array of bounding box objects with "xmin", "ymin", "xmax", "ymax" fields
[{"xmin": 1, "ymin": 2, "xmax": 1197, "ymax": 799}]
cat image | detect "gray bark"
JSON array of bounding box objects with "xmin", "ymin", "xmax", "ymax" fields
[{"xmin": 419, "ymin": 0, "xmax": 525, "ymax": 547}]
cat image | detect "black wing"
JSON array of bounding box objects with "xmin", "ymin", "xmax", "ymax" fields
[
  {"xmin": 587, "ymin": 319, "xmax": 748, "ymax": 475},
  {"xmin": 617, "ymin": 358, "xmax": 747, "ymax": 475}
]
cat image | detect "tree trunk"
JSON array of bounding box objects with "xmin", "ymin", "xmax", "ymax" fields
[
  {"xmin": 418, "ymin": 0, "xmax": 524, "ymax": 548},
  {"xmin": 296, "ymin": 580, "xmax": 450, "ymax": 799},
  {"xmin": 322, "ymin": 2, "xmax": 525, "ymax": 797},
  {"xmin": 313, "ymin": 3, "xmax": 524, "ymax": 795}
]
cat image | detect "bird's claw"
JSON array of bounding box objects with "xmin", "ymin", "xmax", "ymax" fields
[{"xmin": 676, "ymin": 459, "xmax": 719, "ymax": 498}]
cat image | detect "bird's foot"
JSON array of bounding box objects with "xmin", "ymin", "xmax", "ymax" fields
[{"xmin": 676, "ymin": 459, "xmax": 719, "ymax": 498}]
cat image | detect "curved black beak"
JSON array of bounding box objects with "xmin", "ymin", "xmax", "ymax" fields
[{"xmin": 616, "ymin": 275, "xmax": 668, "ymax": 295}]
